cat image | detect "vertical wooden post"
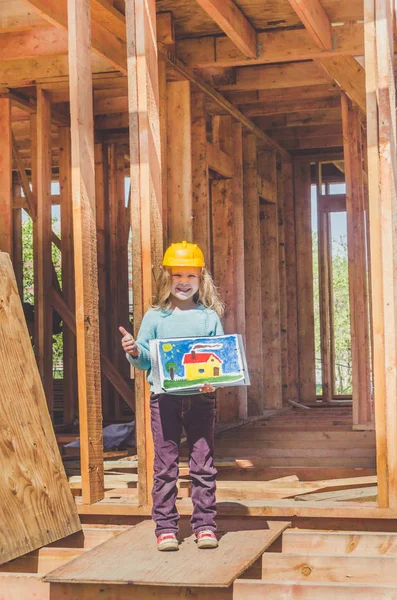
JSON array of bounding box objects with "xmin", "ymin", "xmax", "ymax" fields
[
  {"xmin": 67, "ymin": 0, "xmax": 104, "ymax": 504},
  {"xmin": 294, "ymin": 160, "xmax": 316, "ymax": 402},
  {"xmin": 342, "ymin": 93, "xmax": 371, "ymax": 425},
  {"xmin": 13, "ymin": 182, "xmax": 24, "ymax": 298},
  {"xmin": 191, "ymin": 89, "xmax": 210, "ymax": 262},
  {"xmin": 283, "ymin": 160, "xmax": 299, "ymax": 402},
  {"xmin": 0, "ymin": 98, "xmax": 12, "ymax": 257},
  {"xmin": 36, "ymin": 89, "xmax": 54, "ymax": 414},
  {"xmin": 59, "ymin": 126, "xmax": 77, "ymax": 425},
  {"xmin": 158, "ymin": 57, "xmax": 168, "ymax": 249},
  {"xmin": 364, "ymin": 0, "xmax": 397, "ymax": 506},
  {"xmin": 30, "ymin": 113, "xmax": 40, "ymax": 355},
  {"xmin": 126, "ymin": 0, "xmax": 162, "ymax": 506},
  {"xmin": 243, "ymin": 132, "xmax": 264, "ymax": 415},
  {"xmin": 259, "ymin": 151, "xmax": 282, "ymax": 410},
  {"xmin": 108, "ymin": 143, "xmax": 130, "ymax": 419},
  {"xmin": 167, "ymin": 80, "xmax": 192, "ymax": 243},
  {"xmin": 277, "ymin": 161, "xmax": 289, "ymax": 404},
  {"xmin": 232, "ymin": 122, "xmax": 247, "ymax": 419},
  {"xmin": 95, "ymin": 142, "xmax": 111, "ymax": 419},
  {"xmin": 316, "ymin": 163, "xmax": 334, "ymax": 402}
]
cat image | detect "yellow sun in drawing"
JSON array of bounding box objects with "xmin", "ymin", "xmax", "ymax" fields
[{"xmin": 162, "ymin": 343, "xmax": 173, "ymax": 352}]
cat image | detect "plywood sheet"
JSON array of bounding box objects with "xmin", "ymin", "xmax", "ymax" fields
[
  {"xmin": 0, "ymin": 253, "xmax": 81, "ymax": 565},
  {"xmin": 45, "ymin": 519, "xmax": 289, "ymax": 587}
]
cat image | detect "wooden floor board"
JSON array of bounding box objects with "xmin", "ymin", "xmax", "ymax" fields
[
  {"xmin": 234, "ymin": 579, "xmax": 397, "ymax": 599},
  {"xmin": 44, "ymin": 520, "xmax": 289, "ymax": 587},
  {"xmin": 282, "ymin": 530, "xmax": 397, "ymax": 556}
]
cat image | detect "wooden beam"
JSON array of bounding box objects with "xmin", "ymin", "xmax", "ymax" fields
[
  {"xmin": 243, "ymin": 133, "xmax": 264, "ymax": 415},
  {"xmin": 36, "ymin": 89, "xmax": 53, "ymax": 414},
  {"xmin": 67, "ymin": 0, "xmax": 104, "ymax": 504},
  {"xmin": 191, "ymin": 90, "xmax": 210, "ymax": 261},
  {"xmin": 318, "ymin": 56, "xmax": 366, "ymax": 113},
  {"xmin": 259, "ymin": 151, "xmax": 282, "ymax": 410},
  {"xmin": 176, "ymin": 22, "xmax": 363, "ymax": 68},
  {"xmin": 284, "ymin": 160, "xmax": 299, "ymax": 402},
  {"xmin": 0, "ymin": 98, "xmax": 12, "ymax": 256},
  {"xmin": 167, "ymin": 80, "xmax": 192, "ymax": 242},
  {"xmin": 342, "ymin": 93, "xmax": 371, "ymax": 425},
  {"xmin": 126, "ymin": 0, "xmax": 161, "ymax": 506},
  {"xmin": 158, "ymin": 44, "xmax": 291, "ymax": 159},
  {"xmin": 294, "ymin": 161, "xmax": 316, "ymax": 402},
  {"xmin": 207, "ymin": 142, "xmax": 233, "ymax": 178},
  {"xmin": 20, "ymin": 0, "xmax": 127, "ymax": 73},
  {"xmin": 11, "ymin": 133, "xmax": 36, "ymax": 219},
  {"xmin": 59, "ymin": 126, "xmax": 77, "ymax": 426},
  {"xmin": 0, "ymin": 27, "xmax": 69, "ymax": 60},
  {"xmin": 194, "ymin": 0, "xmax": 257, "ymax": 58},
  {"xmin": 287, "ymin": 0, "xmax": 333, "ymax": 50},
  {"xmin": 277, "ymin": 162, "xmax": 289, "ymax": 404}
]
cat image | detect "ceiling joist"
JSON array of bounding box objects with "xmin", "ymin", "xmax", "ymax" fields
[
  {"xmin": 194, "ymin": 0, "xmax": 257, "ymax": 58},
  {"xmin": 287, "ymin": 0, "xmax": 333, "ymax": 50}
]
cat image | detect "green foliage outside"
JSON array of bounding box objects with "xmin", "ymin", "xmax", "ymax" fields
[
  {"xmin": 22, "ymin": 212, "xmax": 63, "ymax": 378},
  {"xmin": 312, "ymin": 231, "xmax": 352, "ymax": 395}
]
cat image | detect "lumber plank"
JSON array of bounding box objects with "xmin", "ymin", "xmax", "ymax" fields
[
  {"xmin": 36, "ymin": 88, "xmax": 53, "ymax": 413},
  {"xmin": 126, "ymin": 0, "xmax": 161, "ymax": 505},
  {"xmin": 0, "ymin": 573, "xmax": 49, "ymax": 600},
  {"xmin": 191, "ymin": 89, "xmax": 210, "ymax": 259},
  {"xmin": 282, "ymin": 530, "xmax": 397, "ymax": 556},
  {"xmin": 0, "ymin": 253, "xmax": 80, "ymax": 564},
  {"xmin": 243, "ymin": 133, "xmax": 264, "ymax": 415},
  {"xmin": 45, "ymin": 520, "xmax": 289, "ymax": 586},
  {"xmin": 0, "ymin": 97, "xmax": 12, "ymax": 256},
  {"xmin": 207, "ymin": 141, "xmax": 233, "ymax": 178},
  {"xmin": 342, "ymin": 94, "xmax": 372, "ymax": 425},
  {"xmin": 67, "ymin": 0, "xmax": 104, "ymax": 504},
  {"xmin": 287, "ymin": 0, "xmax": 333, "ymax": 50},
  {"xmin": 261, "ymin": 553, "xmax": 397, "ymax": 584},
  {"xmin": 234, "ymin": 579, "xmax": 397, "ymax": 599},
  {"xmin": 167, "ymin": 80, "xmax": 193, "ymax": 241},
  {"xmin": 318, "ymin": 56, "xmax": 366, "ymax": 113},
  {"xmin": 194, "ymin": 0, "xmax": 257, "ymax": 59},
  {"xmin": 176, "ymin": 22, "xmax": 363, "ymax": 68},
  {"xmin": 293, "ymin": 161, "xmax": 316, "ymax": 402}
]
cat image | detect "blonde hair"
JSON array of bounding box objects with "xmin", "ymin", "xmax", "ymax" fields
[{"xmin": 152, "ymin": 266, "xmax": 225, "ymax": 318}]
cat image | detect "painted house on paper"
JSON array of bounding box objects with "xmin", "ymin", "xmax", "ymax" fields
[{"xmin": 182, "ymin": 351, "xmax": 223, "ymax": 380}]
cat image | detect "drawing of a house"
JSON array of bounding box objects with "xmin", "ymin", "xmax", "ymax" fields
[{"xmin": 182, "ymin": 350, "xmax": 223, "ymax": 380}]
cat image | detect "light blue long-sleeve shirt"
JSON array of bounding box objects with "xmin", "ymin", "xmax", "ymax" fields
[{"xmin": 126, "ymin": 304, "xmax": 224, "ymax": 393}]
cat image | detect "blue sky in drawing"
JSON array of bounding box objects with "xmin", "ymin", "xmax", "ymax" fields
[{"xmin": 157, "ymin": 335, "xmax": 242, "ymax": 380}]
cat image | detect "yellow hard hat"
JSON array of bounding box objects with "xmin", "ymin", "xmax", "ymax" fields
[{"xmin": 163, "ymin": 241, "xmax": 205, "ymax": 268}]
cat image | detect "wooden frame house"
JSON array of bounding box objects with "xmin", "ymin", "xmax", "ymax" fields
[{"xmin": 1, "ymin": 0, "xmax": 397, "ymax": 595}]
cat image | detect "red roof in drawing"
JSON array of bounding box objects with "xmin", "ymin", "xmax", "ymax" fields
[{"xmin": 183, "ymin": 352, "xmax": 223, "ymax": 365}]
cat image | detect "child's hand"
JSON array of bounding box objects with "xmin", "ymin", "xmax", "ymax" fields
[
  {"xmin": 200, "ymin": 383, "xmax": 216, "ymax": 393},
  {"xmin": 119, "ymin": 326, "xmax": 139, "ymax": 358}
]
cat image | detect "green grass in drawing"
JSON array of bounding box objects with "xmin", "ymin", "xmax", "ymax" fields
[{"xmin": 163, "ymin": 374, "xmax": 242, "ymax": 390}]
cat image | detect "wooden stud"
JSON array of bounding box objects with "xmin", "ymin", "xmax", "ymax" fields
[
  {"xmin": 277, "ymin": 162, "xmax": 289, "ymax": 404},
  {"xmin": 94, "ymin": 141, "xmax": 111, "ymax": 419},
  {"xmin": 283, "ymin": 161, "xmax": 299, "ymax": 402},
  {"xmin": 287, "ymin": 0, "xmax": 333, "ymax": 50},
  {"xmin": 243, "ymin": 133, "xmax": 264, "ymax": 415},
  {"xmin": 318, "ymin": 56, "xmax": 366, "ymax": 113},
  {"xmin": 191, "ymin": 89, "xmax": 210, "ymax": 261},
  {"xmin": 342, "ymin": 93, "xmax": 371, "ymax": 425},
  {"xmin": 12, "ymin": 181, "xmax": 23, "ymax": 298},
  {"xmin": 126, "ymin": 0, "xmax": 162, "ymax": 506},
  {"xmin": 167, "ymin": 80, "xmax": 192, "ymax": 243},
  {"xmin": 59, "ymin": 126, "xmax": 77, "ymax": 425},
  {"xmin": 67, "ymin": 0, "xmax": 104, "ymax": 504},
  {"xmin": 259, "ymin": 151, "xmax": 282, "ymax": 409},
  {"xmin": 0, "ymin": 98, "xmax": 12, "ymax": 256},
  {"xmin": 316, "ymin": 163, "xmax": 334, "ymax": 402},
  {"xmin": 194, "ymin": 0, "xmax": 257, "ymax": 58},
  {"xmin": 158, "ymin": 56, "xmax": 168, "ymax": 249},
  {"xmin": 294, "ymin": 161, "xmax": 316, "ymax": 402},
  {"xmin": 36, "ymin": 88, "xmax": 53, "ymax": 414}
]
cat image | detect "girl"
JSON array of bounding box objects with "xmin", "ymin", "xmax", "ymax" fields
[{"xmin": 119, "ymin": 241, "xmax": 224, "ymax": 552}]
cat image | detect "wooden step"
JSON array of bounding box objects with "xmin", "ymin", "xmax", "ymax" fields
[
  {"xmin": 45, "ymin": 520, "xmax": 290, "ymax": 590},
  {"xmin": 233, "ymin": 579, "xmax": 397, "ymax": 599},
  {"xmin": 261, "ymin": 553, "xmax": 397, "ymax": 584},
  {"xmin": 282, "ymin": 530, "xmax": 397, "ymax": 556}
]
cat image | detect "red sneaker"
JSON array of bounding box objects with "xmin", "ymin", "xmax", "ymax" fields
[
  {"xmin": 157, "ymin": 532, "xmax": 179, "ymax": 551},
  {"xmin": 196, "ymin": 530, "xmax": 218, "ymax": 549}
]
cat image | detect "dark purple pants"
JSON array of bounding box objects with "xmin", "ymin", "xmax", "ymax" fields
[{"xmin": 150, "ymin": 393, "xmax": 217, "ymax": 537}]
